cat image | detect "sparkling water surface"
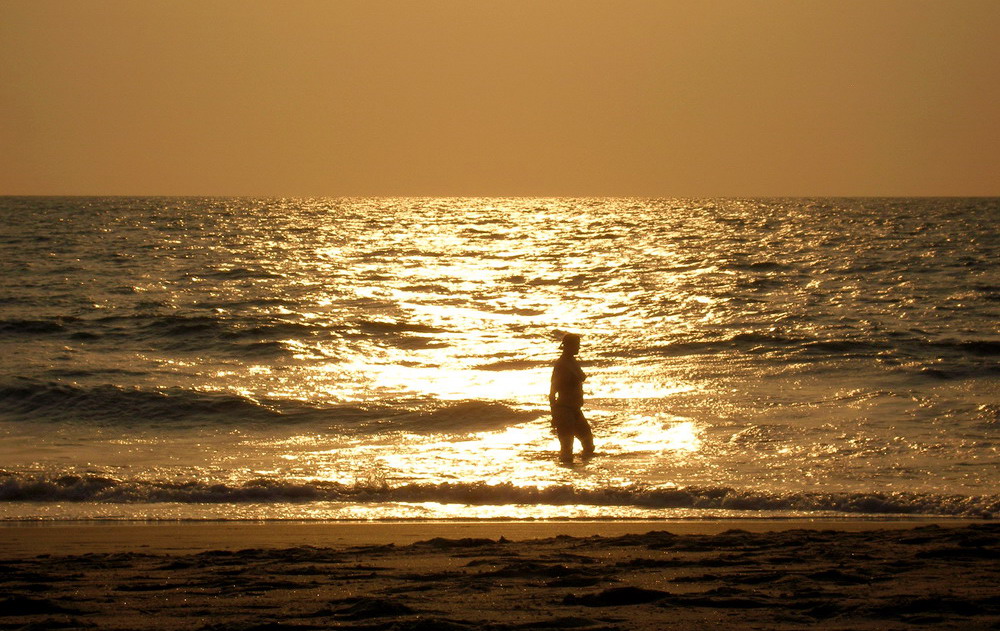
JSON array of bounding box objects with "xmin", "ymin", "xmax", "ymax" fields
[{"xmin": 0, "ymin": 197, "xmax": 997, "ymax": 520}]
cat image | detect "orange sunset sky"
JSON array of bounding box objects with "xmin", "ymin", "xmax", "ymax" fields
[{"xmin": 2, "ymin": 0, "xmax": 998, "ymax": 197}]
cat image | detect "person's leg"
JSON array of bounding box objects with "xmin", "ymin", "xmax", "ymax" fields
[
  {"xmin": 556, "ymin": 427, "xmax": 575, "ymax": 463},
  {"xmin": 551, "ymin": 405, "xmax": 576, "ymax": 462},
  {"xmin": 574, "ymin": 410, "xmax": 594, "ymax": 456}
]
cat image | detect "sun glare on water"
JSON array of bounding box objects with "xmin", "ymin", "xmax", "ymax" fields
[{"xmin": 190, "ymin": 199, "xmax": 728, "ymax": 504}]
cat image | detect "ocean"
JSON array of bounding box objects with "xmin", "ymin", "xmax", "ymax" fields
[{"xmin": 0, "ymin": 197, "xmax": 997, "ymax": 522}]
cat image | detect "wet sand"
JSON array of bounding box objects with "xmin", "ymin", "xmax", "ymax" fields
[{"xmin": 2, "ymin": 521, "xmax": 998, "ymax": 629}]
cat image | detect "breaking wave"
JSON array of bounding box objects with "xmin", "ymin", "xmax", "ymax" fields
[
  {"xmin": 0, "ymin": 474, "xmax": 994, "ymax": 518},
  {"xmin": 0, "ymin": 378, "xmax": 537, "ymax": 430}
]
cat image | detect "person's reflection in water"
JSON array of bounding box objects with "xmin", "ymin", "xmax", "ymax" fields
[{"xmin": 549, "ymin": 333, "xmax": 595, "ymax": 463}]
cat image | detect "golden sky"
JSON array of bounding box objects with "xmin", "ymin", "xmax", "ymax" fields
[{"xmin": 2, "ymin": 0, "xmax": 998, "ymax": 196}]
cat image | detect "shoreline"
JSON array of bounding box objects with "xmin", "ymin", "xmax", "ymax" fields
[{"xmin": 3, "ymin": 517, "xmax": 991, "ymax": 557}]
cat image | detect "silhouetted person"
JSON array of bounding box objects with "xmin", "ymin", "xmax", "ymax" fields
[{"xmin": 549, "ymin": 333, "xmax": 594, "ymax": 463}]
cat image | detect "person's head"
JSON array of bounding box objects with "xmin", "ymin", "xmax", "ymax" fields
[{"xmin": 560, "ymin": 333, "xmax": 581, "ymax": 355}]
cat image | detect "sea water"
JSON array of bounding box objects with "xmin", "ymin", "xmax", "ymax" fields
[{"xmin": 0, "ymin": 197, "xmax": 997, "ymax": 521}]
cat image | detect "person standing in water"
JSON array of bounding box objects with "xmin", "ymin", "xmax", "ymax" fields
[{"xmin": 549, "ymin": 333, "xmax": 595, "ymax": 463}]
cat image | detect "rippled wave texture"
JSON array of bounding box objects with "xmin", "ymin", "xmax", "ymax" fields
[{"xmin": 1, "ymin": 197, "xmax": 997, "ymax": 520}]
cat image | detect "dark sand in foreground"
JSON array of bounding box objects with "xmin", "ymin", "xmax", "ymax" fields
[{"xmin": 2, "ymin": 521, "xmax": 998, "ymax": 630}]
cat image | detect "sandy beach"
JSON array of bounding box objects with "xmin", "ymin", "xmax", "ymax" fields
[{"xmin": 2, "ymin": 520, "xmax": 997, "ymax": 630}]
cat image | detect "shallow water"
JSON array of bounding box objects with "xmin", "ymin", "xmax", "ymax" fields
[{"xmin": 1, "ymin": 197, "xmax": 997, "ymax": 520}]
